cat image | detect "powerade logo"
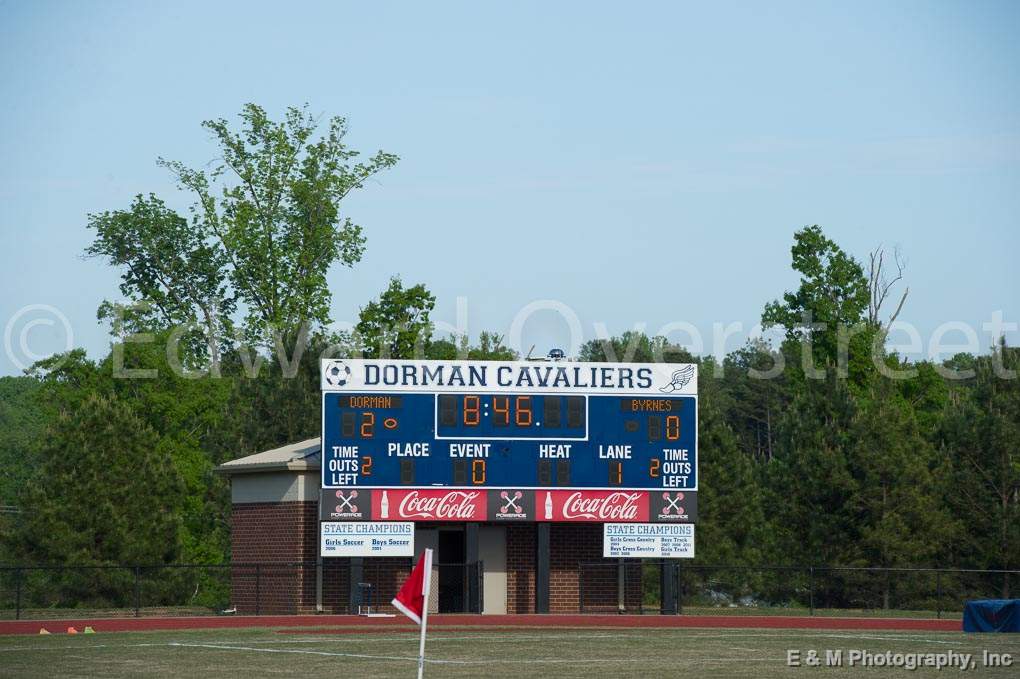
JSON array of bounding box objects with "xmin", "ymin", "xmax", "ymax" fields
[
  {"xmin": 324, "ymin": 490, "xmax": 364, "ymax": 519},
  {"xmin": 495, "ymin": 490, "xmax": 530, "ymax": 520},
  {"xmin": 652, "ymin": 491, "xmax": 696, "ymax": 522}
]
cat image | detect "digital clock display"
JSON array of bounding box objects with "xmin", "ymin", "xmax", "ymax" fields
[
  {"xmin": 436, "ymin": 394, "xmax": 587, "ymax": 439},
  {"xmin": 322, "ymin": 391, "xmax": 695, "ymax": 490}
]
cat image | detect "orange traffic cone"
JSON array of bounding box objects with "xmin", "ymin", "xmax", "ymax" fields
[{"xmin": 66, "ymin": 626, "xmax": 78, "ymax": 634}]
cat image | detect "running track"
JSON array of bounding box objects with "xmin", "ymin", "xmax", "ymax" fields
[{"xmin": 0, "ymin": 614, "xmax": 960, "ymax": 635}]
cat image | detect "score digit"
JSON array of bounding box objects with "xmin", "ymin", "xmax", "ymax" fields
[
  {"xmin": 360, "ymin": 412, "xmax": 375, "ymax": 438},
  {"xmin": 342, "ymin": 411, "xmax": 356, "ymax": 437},
  {"xmin": 463, "ymin": 395, "xmax": 480, "ymax": 426},
  {"xmin": 452, "ymin": 459, "xmax": 467, "ymax": 485},
  {"xmin": 515, "ymin": 396, "xmax": 532, "ymax": 426},
  {"xmin": 666, "ymin": 414, "xmax": 680, "ymax": 440},
  {"xmin": 472, "ymin": 459, "xmax": 486, "ymax": 484},
  {"xmin": 556, "ymin": 459, "xmax": 571, "ymax": 486},
  {"xmin": 537, "ymin": 459, "xmax": 552, "ymax": 485},
  {"xmin": 400, "ymin": 459, "xmax": 415, "ymax": 485},
  {"xmin": 608, "ymin": 461, "xmax": 623, "ymax": 486},
  {"xmin": 543, "ymin": 397, "xmax": 561, "ymax": 428},
  {"xmin": 439, "ymin": 394, "xmax": 456, "ymax": 426},
  {"xmin": 566, "ymin": 396, "xmax": 584, "ymax": 428},
  {"xmin": 493, "ymin": 396, "xmax": 509, "ymax": 426},
  {"xmin": 648, "ymin": 415, "xmax": 661, "ymax": 441}
]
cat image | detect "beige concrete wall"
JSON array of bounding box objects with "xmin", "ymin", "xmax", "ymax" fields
[
  {"xmin": 231, "ymin": 471, "xmax": 318, "ymax": 504},
  {"xmin": 480, "ymin": 525, "xmax": 507, "ymax": 614}
]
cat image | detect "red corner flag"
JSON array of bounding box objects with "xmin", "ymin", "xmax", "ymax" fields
[
  {"xmin": 392, "ymin": 548, "xmax": 433, "ymax": 678},
  {"xmin": 392, "ymin": 548, "xmax": 432, "ymax": 624}
]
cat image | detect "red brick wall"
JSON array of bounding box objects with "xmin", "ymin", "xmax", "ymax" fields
[
  {"xmin": 231, "ymin": 501, "xmax": 318, "ymax": 563},
  {"xmin": 230, "ymin": 504, "xmax": 642, "ymax": 615},
  {"xmin": 320, "ymin": 558, "xmax": 412, "ymax": 614},
  {"xmin": 230, "ymin": 501, "xmax": 318, "ymax": 614},
  {"xmin": 506, "ymin": 523, "xmax": 643, "ymax": 613},
  {"xmin": 506, "ymin": 525, "xmax": 536, "ymax": 613}
]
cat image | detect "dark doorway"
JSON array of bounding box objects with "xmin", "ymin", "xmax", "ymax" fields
[{"xmin": 438, "ymin": 529, "xmax": 466, "ymax": 613}]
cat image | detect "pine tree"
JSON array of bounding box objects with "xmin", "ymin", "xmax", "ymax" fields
[
  {"xmin": 847, "ymin": 378, "xmax": 951, "ymax": 607},
  {"xmin": 696, "ymin": 370, "xmax": 769, "ymax": 566},
  {"xmin": 942, "ymin": 344, "xmax": 1020, "ymax": 595},
  {"xmin": 12, "ymin": 394, "xmax": 184, "ymax": 569}
]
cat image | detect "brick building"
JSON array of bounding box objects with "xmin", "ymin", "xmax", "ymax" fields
[{"xmin": 218, "ymin": 438, "xmax": 647, "ymax": 615}]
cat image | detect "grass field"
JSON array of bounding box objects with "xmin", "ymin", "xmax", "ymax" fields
[{"xmin": 1, "ymin": 626, "xmax": 1017, "ymax": 678}]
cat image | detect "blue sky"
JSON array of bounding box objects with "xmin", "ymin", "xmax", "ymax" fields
[{"xmin": 1, "ymin": 1, "xmax": 1017, "ymax": 373}]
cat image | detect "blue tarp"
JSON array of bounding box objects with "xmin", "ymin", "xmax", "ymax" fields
[{"xmin": 962, "ymin": 599, "xmax": 1020, "ymax": 632}]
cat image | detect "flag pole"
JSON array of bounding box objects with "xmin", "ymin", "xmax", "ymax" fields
[{"xmin": 417, "ymin": 548, "xmax": 433, "ymax": 679}]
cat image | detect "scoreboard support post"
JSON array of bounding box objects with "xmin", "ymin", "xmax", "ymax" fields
[
  {"xmin": 660, "ymin": 562, "xmax": 677, "ymax": 614},
  {"xmin": 536, "ymin": 523, "xmax": 550, "ymax": 614},
  {"xmin": 315, "ymin": 493, "xmax": 323, "ymax": 613},
  {"xmin": 465, "ymin": 523, "xmax": 480, "ymax": 613},
  {"xmin": 349, "ymin": 558, "xmax": 364, "ymax": 615},
  {"xmin": 617, "ymin": 559, "xmax": 626, "ymax": 613}
]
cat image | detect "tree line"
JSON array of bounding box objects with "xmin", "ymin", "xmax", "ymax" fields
[{"xmin": 0, "ymin": 106, "xmax": 1016, "ymax": 607}]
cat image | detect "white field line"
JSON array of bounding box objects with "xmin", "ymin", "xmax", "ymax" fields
[
  {"xmin": 0, "ymin": 639, "xmax": 835, "ymax": 667},
  {"xmin": 1, "ymin": 629, "xmax": 1007, "ymax": 656},
  {"xmin": 188, "ymin": 629, "xmax": 964, "ymax": 642},
  {"xmin": 201, "ymin": 631, "xmax": 962, "ymax": 646},
  {"xmin": 166, "ymin": 643, "xmax": 785, "ymax": 665},
  {"xmin": 0, "ymin": 631, "xmax": 964, "ymax": 654},
  {"xmin": 179, "ymin": 632, "xmax": 626, "ymax": 645}
]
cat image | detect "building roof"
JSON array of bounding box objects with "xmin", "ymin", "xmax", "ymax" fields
[{"xmin": 216, "ymin": 437, "xmax": 321, "ymax": 474}]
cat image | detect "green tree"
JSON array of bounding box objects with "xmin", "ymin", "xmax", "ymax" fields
[
  {"xmin": 10, "ymin": 393, "xmax": 184, "ymax": 567},
  {"xmin": 847, "ymin": 378, "xmax": 951, "ymax": 606},
  {"xmin": 763, "ymin": 225, "xmax": 874, "ymax": 388},
  {"xmin": 86, "ymin": 195, "xmax": 234, "ymax": 368},
  {"xmin": 720, "ymin": 340, "xmax": 790, "ymax": 462},
  {"xmin": 941, "ymin": 343, "xmax": 1020, "ymax": 594},
  {"xmin": 579, "ymin": 331, "xmax": 694, "ymax": 364},
  {"xmin": 0, "ymin": 377, "xmax": 46, "ymax": 508},
  {"xmin": 765, "ymin": 375, "xmax": 858, "ymax": 567},
  {"xmin": 23, "ymin": 340, "xmax": 234, "ymax": 566},
  {"xmin": 355, "ymin": 277, "xmax": 436, "ymax": 359},
  {"xmin": 88, "ymin": 103, "xmax": 398, "ymax": 357},
  {"xmin": 465, "ymin": 332, "xmax": 517, "ymax": 360},
  {"xmin": 695, "ymin": 369, "xmax": 769, "ymax": 566}
]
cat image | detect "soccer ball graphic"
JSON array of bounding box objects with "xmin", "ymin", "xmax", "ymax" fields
[{"xmin": 324, "ymin": 361, "xmax": 352, "ymax": 387}]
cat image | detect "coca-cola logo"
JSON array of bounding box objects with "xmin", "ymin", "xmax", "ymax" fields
[
  {"xmin": 562, "ymin": 492, "xmax": 641, "ymax": 520},
  {"xmin": 397, "ymin": 491, "xmax": 482, "ymax": 520}
]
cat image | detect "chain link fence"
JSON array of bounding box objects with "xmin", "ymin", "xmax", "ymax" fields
[
  {"xmin": 2, "ymin": 562, "xmax": 1015, "ymax": 620},
  {"xmin": 578, "ymin": 563, "xmax": 1018, "ymax": 618}
]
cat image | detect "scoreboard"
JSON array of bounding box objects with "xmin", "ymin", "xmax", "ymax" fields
[{"xmin": 320, "ymin": 359, "xmax": 697, "ymax": 524}]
